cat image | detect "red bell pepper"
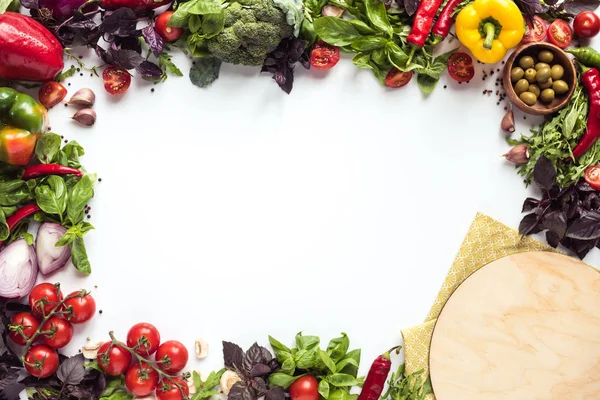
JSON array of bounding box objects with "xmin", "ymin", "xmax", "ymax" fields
[
  {"xmin": 102, "ymin": 0, "xmax": 171, "ymax": 10},
  {"xmin": 0, "ymin": 12, "xmax": 64, "ymax": 82}
]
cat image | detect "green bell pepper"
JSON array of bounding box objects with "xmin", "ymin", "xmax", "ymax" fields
[{"xmin": 0, "ymin": 88, "xmax": 47, "ymax": 166}]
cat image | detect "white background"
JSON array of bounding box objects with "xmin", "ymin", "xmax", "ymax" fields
[{"xmin": 28, "ymin": 33, "xmax": 600, "ymax": 383}]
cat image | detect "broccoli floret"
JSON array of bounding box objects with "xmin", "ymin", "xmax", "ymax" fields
[{"xmin": 206, "ymin": 0, "xmax": 294, "ymax": 66}]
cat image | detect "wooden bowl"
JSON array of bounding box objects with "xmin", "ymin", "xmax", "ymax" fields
[{"xmin": 503, "ymin": 42, "xmax": 576, "ymax": 116}]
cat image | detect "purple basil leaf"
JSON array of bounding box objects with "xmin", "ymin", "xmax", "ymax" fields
[
  {"xmin": 515, "ymin": 0, "xmax": 547, "ymax": 15},
  {"xmin": 571, "ymin": 238, "xmax": 597, "ymax": 259},
  {"xmin": 20, "ymin": 0, "xmax": 38, "ymax": 8},
  {"xmin": 115, "ymin": 35, "xmax": 142, "ymax": 52},
  {"xmin": 562, "ymin": 0, "xmax": 600, "ymax": 15},
  {"xmin": 565, "ymin": 210, "xmax": 600, "ymax": 240},
  {"xmin": 142, "ymin": 25, "xmax": 164, "ymax": 57},
  {"xmin": 266, "ymin": 386, "xmax": 286, "ymax": 400},
  {"xmin": 578, "ymin": 180, "xmax": 595, "ymax": 192},
  {"xmin": 249, "ymin": 377, "xmax": 267, "ymax": 392},
  {"xmin": 522, "ymin": 197, "xmax": 540, "ymax": 212},
  {"xmin": 223, "ymin": 341, "xmax": 245, "ymax": 373},
  {"xmin": 107, "ymin": 47, "xmax": 144, "ymax": 69},
  {"xmin": 546, "ymin": 231, "xmax": 560, "ymax": 248},
  {"xmin": 136, "ymin": 60, "xmax": 163, "ymax": 79},
  {"xmin": 229, "ymin": 383, "xmax": 256, "ymax": 400},
  {"xmin": 250, "ymin": 364, "xmax": 272, "ymax": 378},
  {"xmin": 542, "ymin": 210, "xmax": 567, "ymax": 238},
  {"xmin": 519, "ymin": 212, "xmax": 539, "ymax": 236},
  {"xmin": 243, "ymin": 343, "xmax": 267, "ymax": 374},
  {"xmin": 403, "ymin": 0, "xmax": 418, "ymax": 16},
  {"xmin": 100, "ymin": 8, "xmax": 137, "ymax": 36},
  {"xmin": 533, "ymin": 156, "xmax": 557, "ymax": 190}
]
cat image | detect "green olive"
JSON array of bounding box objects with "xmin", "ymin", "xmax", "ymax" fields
[
  {"xmin": 538, "ymin": 50, "xmax": 554, "ymax": 63},
  {"xmin": 519, "ymin": 91, "xmax": 538, "ymax": 106},
  {"xmin": 551, "ymin": 64, "xmax": 564, "ymax": 80},
  {"xmin": 519, "ymin": 56, "xmax": 535, "ymax": 69},
  {"xmin": 536, "ymin": 67, "xmax": 552, "ymax": 83},
  {"xmin": 525, "ymin": 68, "xmax": 537, "ymax": 83},
  {"xmin": 535, "ymin": 62, "xmax": 550, "ymax": 71},
  {"xmin": 540, "ymin": 88, "xmax": 555, "ymax": 103},
  {"xmin": 539, "ymin": 78, "xmax": 553, "ymax": 89},
  {"xmin": 529, "ymin": 84, "xmax": 541, "ymax": 97},
  {"xmin": 553, "ymin": 79, "xmax": 569, "ymax": 95},
  {"xmin": 511, "ymin": 67, "xmax": 525, "ymax": 82},
  {"xmin": 514, "ymin": 79, "xmax": 530, "ymax": 95}
]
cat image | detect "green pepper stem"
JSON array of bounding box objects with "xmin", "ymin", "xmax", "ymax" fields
[{"xmin": 483, "ymin": 22, "xmax": 495, "ymax": 50}]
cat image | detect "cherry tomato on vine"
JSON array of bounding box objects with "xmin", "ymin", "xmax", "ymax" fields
[
  {"xmin": 125, "ymin": 362, "xmax": 159, "ymax": 396},
  {"xmin": 155, "ymin": 11, "xmax": 184, "ymax": 42},
  {"xmin": 8, "ymin": 312, "xmax": 40, "ymax": 346},
  {"xmin": 41, "ymin": 316, "xmax": 73, "ymax": 349},
  {"xmin": 448, "ymin": 52, "xmax": 475, "ymax": 83},
  {"xmin": 384, "ymin": 69, "xmax": 412, "ymax": 88},
  {"xmin": 38, "ymin": 81, "xmax": 67, "ymax": 108},
  {"xmin": 97, "ymin": 342, "xmax": 133, "ymax": 376},
  {"xmin": 103, "ymin": 66, "xmax": 131, "ymax": 95},
  {"xmin": 29, "ymin": 283, "xmax": 63, "ymax": 318},
  {"xmin": 156, "ymin": 377, "xmax": 190, "ymax": 400},
  {"xmin": 310, "ymin": 41, "xmax": 340, "ymax": 70},
  {"xmin": 64, "ymin": 291, "xmax": 96, "ymax": 323},
  {"xmin": 522, "ymin": 16, "xmax": 547, "ymax": 43},
  {"xmin": 127, "ymin": 322, "xmax": 161, "ymax": 356},
  {"xmin": 547, "ymin": 19, "xmax": 573, "ymax": 48},
  {"xmin": 574, "ymin": 11, "xmax": 600, "ymax": 39},
  {"xmin": 289, "ymin": 375, "xmax": 319, "ymax": 400},
  {"xmin": 25, "ymin": 344, "xmax": 59, "ymax": 378},
  {"xmin": 585, "ymin": 165, "xmax": 600, "ymax": 190},
  {"xmin": 156, "ymin": 340, "xmax": 188, "ymax": 373}
]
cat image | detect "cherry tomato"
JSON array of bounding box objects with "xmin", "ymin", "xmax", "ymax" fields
[
  {"xmin": 310, "ymin": 41, "xmax": 340, "ymax": 70},
  {"xmin": 102, "ymin": 66, "xmax": 131, "ymax": 95},
  {"xmin": 289, "ymin": 375, "xmax": 319, "ymax": 400},
  {"xmin": 522, "ymin": 16, "xmax": 547, "ymax": 43},
  {"xmin": 40, "ymin": 316, "xmax": 73, "ymax": 349},
  {"xmin": 155, "ymin": 11, "xmax": 184, "ymax": 42},
  {"xmin": 448, "ymin": 52, "xmax": 475, "ymax": 82},
  {"xmin": 127, "ymin": 322, "xmax": 161, "ymax": 356},
  {"xmin": 574, "ymin": 11, "xmax": 600, "ymax": 39},
  {"xmin": 25, "ymin": 344, "xmax": 59, "ymax": 378},
  {"xmin": 125, "ymin": 362, "xmax": 160, "ymax": 396},
  {"xmin": 38, "ymin": 81, "xmax": 67, "ymax": 109},
  {"xmin": 156, "ymin": 340, "xmax": 188, "ymax": 373},
  {"xmin": 547, "ymin": 19, "xmax": 573, "ymax": 49},
  {"xmin": 384, "ymin": 68, "xmax": 412, "ymax": 88},
  {"xmin": 157, "ymin": 377, "xmax": 190, "ymax": 400},
  {"xmin": 63, "ymin": 291, "xmax": 96, "ymax": 323},
  {"xmin": 8, "ymin": 312, "xmax": 40, "ymax": 346},
  {"xmin": 29, "ymin": 283, "xmax": 63, "ymax": 318},
  {"xmin": 585, "ymin": 165, "xmax": 600, "ymax": 190},
  {"xmin": 97, "ymin": 342, "xmax": 133, "ymax": 376}
]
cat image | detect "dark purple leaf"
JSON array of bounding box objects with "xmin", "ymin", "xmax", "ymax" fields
[
  {"xmin": 100, "ymin": 8, "xmax": 137, "ymax": 36},
  {"xmin": 542, "ymin": 210, "xmax": 567, "ymax": 238},
  {"xmin": 250, "ymin": 364, "xmax": 272, "ymax": 378},
  {"xmin": 533, "ymin": 156, "xmax": 557, "ymax": 190},
  {"xmin": 114, "ymin": 35, "xmax": 141, "ymax": 52},
  {"xmin": 546, "ymin": 231, "xmax": 560, "ymax": 247},
  {"xmin": 516, "ymin": 0, "xmax": 547, "ymax": 15},
  {"xmin": 522, "ymin": 197, "xmax": 540, "ymax": 212},
  {"xmin": 107, "ymin": 47, "xmax": 144, "ymax": 70},
  {"xmin": 229, "ymin": 383, "xmax": 256, "ymax": 400},
  {"xmin": 266, "ymin": 386, "xmax": 286, "ymax": 400},
  {"xmin": 565, "ymin": 210, "xmax": 600, "ymax": 240},
  {"xmin": 223, "ymin": 341, "xmax": 245, "ymax": 372},
  {"xmin": 561, "ymin": 0, "xmax": 600, "ymax": 15},
  {"xmin": 578, "ymin": 180, "xmax": 595, "ymax": 192},
  {"xmin": 403, "ymin": 0, "xmax": 418, "ymax": 16},
  {"xmin": 136, "ymin": 61, "xmax": 163, "ymax": 79},
  {"xmin": 570, "ymin": 238, "xmax": 597, "ymax": 258},
  {"xmin": 249, "ymin": 377, "xmax": 267, "ymax": 392},
  {"xmin": 142, "ymin": 26, "xmax": 164, "ymax": 57},
  {"xmin": 20, "ymin": 0, "xmax": 38, "ymax": 8},
  {"xmin": 57, "ymin": 354, "xmax": 85, "ymax": 385},
  {"xmin": 519, "ymin": 212, "xmax": 540, "ymax": 236}
]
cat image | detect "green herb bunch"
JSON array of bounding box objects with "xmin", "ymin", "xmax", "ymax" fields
[{"xmin": 381, "ymin": 364, "xmax": 433, "ymax": 400}]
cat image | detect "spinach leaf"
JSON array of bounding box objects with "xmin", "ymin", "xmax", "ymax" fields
[
  {"xmin": 364, "ymin": 0, "xmax": 392, "ymax": 37},
  {"xmin": 71, "ymin": 236, "xmax": 91, "ymax": 274},
  {"xmin": 35, "ymin": 176, "xmax": 68, "ymax": 219},
  {"xmin": 35, "ymin": 133, "xmax": 62, "ymax": 164},
  {"xmin": 190, "ymin": 56, "xmax": 222, "ymax": 88},
  {"xmin": 67, "ymin": 174, "xmax": 96, "ymax": 225},
  {"xmin": 314, "ymin": 17, "xmax": 364, "ymax": 46}
]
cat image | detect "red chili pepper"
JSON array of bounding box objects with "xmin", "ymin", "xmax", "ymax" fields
[
  {"xmin": 0, "ymin": 204, "xmax": 41, "ymax": 248},
  {"xmin": 407, "ymin": 0, "xmax": 445, "ymax": 47},
  {"xmin": 22, "ymin": 164, "xmax": 83, "ymax": 180},
  {"xmin": 357, "ymin": 346, "xmax": 400, "ymax": 400},
  {"xmin": 573, "ymin": 67, "xmax": 600, "ymax": 159},
  {"xmin": 431, "ymin": 0, "xmax": 463, "ymax": 41}
]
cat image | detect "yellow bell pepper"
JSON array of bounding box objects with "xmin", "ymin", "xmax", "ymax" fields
[{"xmin": 456, "ymin": 0, "xmax": 524, "ymax": 64}]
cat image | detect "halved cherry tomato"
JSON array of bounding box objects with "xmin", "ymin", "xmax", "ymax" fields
[
  {"xmin": 547, "ymin": 19, "xmax": 573, "ymax": 49},
  {"xmin": 25, "ymin": 344, "xmax": 59, "ymax": 378},
  {"xmin": 8, "ymin": 312, "xmax": 40, "ymax": 346},
  {"xmin": 155, "ymin": 11, "xmax": 184, "ymax": 42},
  {"xmin": 41, "ymin": 316, "xmax": 73, "ymax": 349},
  {"xmin": 310, "ymin": 41, "xmax": 340, "ymax": 70},
  {"xmin": 384, "ymin": 68, "xmax": 412, "ymax": 88},
  {"xmin": 127, "ymin": 322, "xmax": 161, "ymax": 356},
  {"xmin": 29, "ymin": 283, "xmax": 63, "ymax": 318},
  {"xmin": 157, "ymin": 377, "xmax": 190, "ymax": 400},
  {"xmin": 63, "ymin": 291, "xmax": 96, "ymax": 323},
  {"xmin": 585, "ymin": 165, "xmax": 600, "ymax": 190},
  {"xmin": 102, "ymin": 66, "xmax": 131, "ymax": 95},
  {"xmin": 522, "ymin": 16, "xmax": 547, "ymax": 43},
  {"xmin": 125, "ymin": 362, "xmax": 159, "ymax": 396},
  {"xmin": 448, "ymin": 52, "xmax": 474, "ymax": 83},
  {"xmin": 97, "ymin": 342, "xmax": 133, "ymax": 376},
  {"xmin": 38, "ymin": 81, "xmax": 67, "ymax": 109},
  {"xmin": 574, "ymin": 11, "xmax": 600, "ymax": 39}
]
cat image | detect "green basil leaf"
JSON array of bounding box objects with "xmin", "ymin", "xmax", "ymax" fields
[
  {"xmin": 352, "ymin": 53, "xmax": 386, "ymax": 84},
  {"xmin": 55, "ymin": 225, "xmax": 80, "ymax": 247},
  {"xmin": 301, "ymin": 19, "xmax": 317, "ymax": 47},
  {"xmin": 22, "ymin": 232, "xmax": 34, "ymax": 245},
  {"xmin": 335, "ymin": 357, "xmax": 358, "ymax": 374},
  {"xmin": 328, "ymin": 389, "xmax": 352, "ymax": 400},
  {"xmin": 325, "ymin": 373, "xmax": 360, "ymax": 388},
  {"xmin": 61, "ymin": 141, "xmax": 85, "ymax": 169},
  {"xmin": 71, "ymin": 236, "xmax": 91, "ymax": 274},
  {"xmin": 189, "ymin": 14, "xmax": 202, "ymax": 32},
  {"xmin": 1, "ymin": 206, "xmax": 16, "ymax": 218},
  {"xmin": 67, "ymin": 174, "xmax": 95, "ymax": 225},
  {"xmin": 348, "ymin": 19, "xmax": 377, "ymax": 35},
  {"xmin": 189, "ymin": 0, "xmax": 223, "ymax": 15},
  {"xmin": 0, "ymin": 208, "xmax": 8, "ymax": 241},
  {"xmin": 35, "ymin": 133, "xmax": 62, "ymax": 164},
  {"xmin": 338, "ymin": 349, "xmax": 360, "ymax": 376},
  {"xmin": 0, "ymin": 0, "xmax": 14, "ymax": 14},
  {"xmin": 327, "ymin": 333, "xmax": 349, "ymax": 363},
  {"xmin": 318, "ymin": 349, "xmax": 336, "ymax": 373},
  {"xmin": 295, "ymin": 349, "xmax": 318, "ymax": 369},
  {"xmin": 84, "ymin": 360, "xmax": 103, "ymax": 373},
  {"xmin": 296, "ymin": 332, "xmax": 320, "ymax": 351},
  {"xmin": 269, "ymin": 372, "xmax": 300, "ymax": 389},
  {"xmin": 193, "ymin": 371, "xmax": 203, "ymax": 391},
  {"xmin": 203, "ymin": 368, "xmax": 225, "ymax": 389},
  {"xmin": 417, "ymin": 73, "xmax": 438, "ymax": 94},
  {"xmin": 364, "ymin": 0, "xmax": 392, "ymax": 37},
  {"xmin": 100, "ymin": 376, "xmax": 125, "ymax": 396},
  {"xmin": 385, "ymin": 41, "xmax": 408, "ymax": 70},
  {"xmin": 189, "ymin": 56, "xmax": 221, "ymax": 88},
  {"xmin": 318, "ymin": 380, "xmax": 330, "ymax": 399},
  {"xmin": 314, "ymin": 16, "xmax": 363, "ymax": 46},
  {"xmin": 35, "ymin": 176, "xmax": 67, "ymax": 217},
  {"xmin": 351, "ymin": 36, "xmax": 387, "ymax": 52},
  {"xmin": 269, "ymin": 336, "xmax": 291, "ymax": 357},
  {"xmin": 0, "ymin": 180, "xmax": 29, "ymax": 206},
  {"xmin": 371, "ymin": 47, "xmax": 388, "ymax": 67},
  {"xmin": 280, "ymin": 356, "xmax": 296, "ymax": 374},
  {"xmin": 434, "ymin": 46, "xmax": 459, "ymax": 66},
  {"xmin": 202, "ymin": 11, "xmax": 225, "ymax": 38}
]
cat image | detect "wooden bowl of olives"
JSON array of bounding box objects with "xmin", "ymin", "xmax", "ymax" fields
[{"xmin": 503, "ymin": 42, "xmax": 576, "ymax": 116}]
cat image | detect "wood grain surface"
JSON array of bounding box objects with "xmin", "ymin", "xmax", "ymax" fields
[{"xmin": 429, "ymin": 252, "xmax": 600, "ymax": 400}]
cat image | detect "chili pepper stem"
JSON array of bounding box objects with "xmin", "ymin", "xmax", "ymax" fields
[{"xmin": 483, "ymin": 22, "xmax": 496, "ymax": 50}]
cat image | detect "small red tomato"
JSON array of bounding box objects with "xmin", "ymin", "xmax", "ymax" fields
[
  {"xmin": 310, "ymin": 41, "xmax": 340, "ymax": 70},
  {"xmin": 547, "ymin": 19, "xmax": 573, "ymax": 49},
  {"xmin": 155, "ymin": 11, "xmax": 184, "ymax": 42},
  {"xmin": 157, "ymin": 377, "xmax": 190, "ymax": 400},
  {"xmin": 289, "ymin": 375, "xmax": 319, "ymax": 400},
  {"xmin": 384, "ymin": 68, "xmax": 413, "ymax": 88},
  {"xmin": 38, "ymin": 81, "xmax": 67, "ymax": 109},
  {"xmin": 8, "ymin": 312, "xmax": 40, "ymax": 346},
  {"xmin": 97, "ymin": 342, "xmax": 133, "ymax": 376},
  {"xmin": 522, "ymin": 16, "xmax": 547, "ymax": 43},
  {"xmin": 448, "ymin": 52, "xmax": 475, "ymax": 83},
  {"xmin": 127, "ymin": 322, "xmax": 161, "ymax": 356},
  {"xmin": 125, "ymin": 362, "xmax": 160, "ymax": 396},
  {"xmin": 585, "ymin": 165, "xmax": 600, "ymax": 190},
  {"xmin": 64, "ymin": 290, "xmax": 96, "ymax": 323},
  {"xmin": 29, "ymin": 283, "xmax": 63, "ymax": 318},
  {"xmin": 574, "ymin": 11, "xmax": 600, "ymax": 39},
  {"xmin": 25, "ymin": 344, "xmax": 59, "ymax": 378},
  {"xmin": 102, "ymin": 66, "xmax": 131, "ymax": 95},
  {"xmin": 156, "ymin": 340, "xmax": 188, "ymax": 373},
  {"xmin": 41, "ymin": 316, "xmax": 73, "ymax": 349}
]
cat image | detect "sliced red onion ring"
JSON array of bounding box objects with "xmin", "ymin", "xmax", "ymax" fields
[
  {"xmin": 36, "ymin": 223, "xmax": 70, "ymax": 275},
  {"xmin": 0, "ymin": 239, "xmax": 38, "ymax": 299}
]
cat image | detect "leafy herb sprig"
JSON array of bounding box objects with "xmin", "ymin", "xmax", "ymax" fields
[{"xmin": 381, "ymin": 364, "xmax": 432, "ymax": 400}]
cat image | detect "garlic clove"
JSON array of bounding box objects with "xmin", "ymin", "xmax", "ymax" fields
[
  {"xmin": 69, "ymin": 88, "xmax": 96, "ymax": 107},
  {"xmin": 81, "ymin": 341, "xmax": 104, "ymax": 359},
  {"xmin": 503, "ymin": 144, "xmax": 530, "ymax": 165},
  {"xmin": 501, "ymin": 105, "xmax": 515, "ymax": 133},
  {"xmin": 72, "ymin": 108, "xmax": 96, "ymax": 126},
  {"xmin": 321, "ymin": 5, "xmax": 344, "ymax": 17},
  {"xmin": 195, "ymin": 338, "xmax": 209, "ymax": 359},
  {"xmin": 220, "ymin": 370, "xmax": 241, "ymax": 395}
]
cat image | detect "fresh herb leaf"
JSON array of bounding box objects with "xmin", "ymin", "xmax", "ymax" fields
[
  {"xmin": 561, "ymin": 0, "xmax": 600, "ymax": 15},
  {"xmin": 533, "ymin": 155, "xmax": 557, "ymax": 190},
  {"xmin": 402, "ymin": 0, "xmax": 419, "ymax": 15},
  {"xmin": 318, "ymin": 349, "xmax": 336, "ymax": 373},
  {"xmin": 382, "ymin": 365, "xmax": 432, "ymax": 400},
  {"xmin": 189, "ymin": 56, "xmax": 222, "ymax": 88},
  {"xmin": 326, "ymin": 333, "xmax": 349, "ymax": 363},
  {"xmin": 190, "ymin": 369, "xmax": 225, "ymax": 400},
  {"xmin": 54, "ymin": 65, "xmax": 78, "ymax": 82},
  {"xmin": 318, "ymin": 379, "xmax": 330, "ymax": 399},
  {"xmin": 364, "ymin": 0, "xmax": 392, "ymax": 37},
  {"xmin": 142, "ymin": 26, "xmax": 164, "ymax": 57},
  {"xmin": 515, "ymin": 0, "xmax": 546, "ymax": 15},
  {"xmin": 57, "ymin": 354, "xmax": 85, "ymax": 385},
  {"xmin": 313, "ymin": 16, "xmax": 363, "ymax": 46},
  {"xmin": 21, "ymin": 231, "xmax": 34, "ymax": 245},
  {"xmin": 71, "ymin": 236, "xmax": 91, "ymax": 273},
  {"xmin": 0, "ymin": 209, "xmax": 7, "ymax": 241},
  {"xmin": 268, "ymin": 373, "xmax": 298, "ymax": 389},
  {"xmin": 416, "ymin": 74, "xmax": 438, "ymax": 94},
  {"xmin": 67, "ymin": 174, "xmax": 96, "ymax": 225},
  {"xmin": 35, "ymin": 176, "xmax": 68, "ymax": 219},
  {"xmin": 202, "ymin": 11, "xmax": 225, "ymax": 38},
  {"xmin": 35, "ymin": 133, "xmax": 62, "ymax": 164}
]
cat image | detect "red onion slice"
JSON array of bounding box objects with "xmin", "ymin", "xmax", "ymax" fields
[
  {"xmin": 36, "ymin": 223, "xmax": 70, "ymax": 275},
  {"xmin": 0, "ymin": 239, "xmax": 38, "ymax": 299}
]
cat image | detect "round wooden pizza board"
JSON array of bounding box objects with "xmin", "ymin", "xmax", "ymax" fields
[{"xmin": 429, "ymin": 251, "xmax": 600, "ymax": 400}]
